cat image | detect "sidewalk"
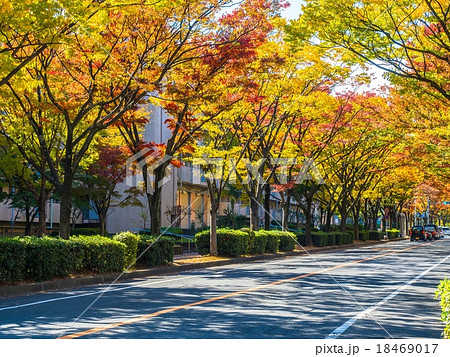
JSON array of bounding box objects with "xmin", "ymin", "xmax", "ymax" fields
[{"xmin": 0, "ymin": 238, "xmax": 408, "ymax": 298}]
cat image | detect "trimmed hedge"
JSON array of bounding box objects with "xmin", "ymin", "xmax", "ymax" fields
[
  {"xmin": 0, "ymin": 238, "xmax": 27, "ymax": 282},
  {"xmin": 113, "ymin": 232, "xmax": 140, "ymax": 268},
  {"xmin": 137, "ymin": 236, "xmax": 174, "ymax": 266},
  {"xmin": 0, "ymin": 236, "xmax": 83, "ymax": 282},
  {"xmin": 264, "ymin": 231, "xmax": 280, "ymax": 253},
  {"xmin": 70, "ymin": 235, "xmax": 127, "ymax": 274},
  {"xmin": 369, "ymin": 230, "xmax": 384, "ymax": 240},
  {"xmin": 327, "ymin": 232, "xmax": 336, "ymax": 246},
  {"xmin": 387, "ymin": 229, "xmax": 400, "ymax": 239},
  {"xmin": 0, "ymin": 235, "xmax": 126, "ymax": 283},
  {"xmin": 270, "ymin": 231, "xmax": 296, "ymax": 252},
  {"xmin": 335, "ymin": 232, "xmax": 352, "ymax": 245},
  {"xmin": 196, "ymin": 229, "xmax": 248, "ymax": 257},
  {"xmin": 247, "ymin": 230, "xmax": 267, "ymax": 254},
  {"xmin": 311, "ymin": 232, "xmax": 329, "ymax": 247},
  {"xmin": 296, "ymin": 232, "xmax": 306, "ymax": 246},
  {"xmin": 436, "ymin": 278, "xmax": 450, "ymax": 338},
  {"xmin": 195, "ymin": 230, "xmax": 211, "ymax": 255},
  {"xmin": 0, "ymin": 233, "xmax": 178, "ymax": 284},
  {"xmin": 359, "ymin": 230, "xmax": 369, "ymax": 242}
]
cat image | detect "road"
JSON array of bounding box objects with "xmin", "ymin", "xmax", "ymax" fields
[{"xmin": 0, "ymin": 238, "xmax": 449, "ymax": 339}]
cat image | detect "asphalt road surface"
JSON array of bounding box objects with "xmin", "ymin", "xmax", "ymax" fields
[{"xmin": 1, "ymin": 238, "xmax": 449, "ymax": 339}]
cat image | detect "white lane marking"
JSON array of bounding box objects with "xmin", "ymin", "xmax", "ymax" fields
[
  {"xmin": 326, "ymin": 253, "xmax": 450, "ymax": 339},
  {"xmin": 0, "ymin": 276, "xmax": 194, "ymax": 312}
]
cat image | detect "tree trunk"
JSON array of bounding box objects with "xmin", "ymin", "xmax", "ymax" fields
[
  {"xmin": 282, "ymin": 195, "xmax": 291, "ymax": 230},
  {"xmin": 363, "ymin": 198, "xmax": 369, "ymax": 231},
  {"xmin": 149, "ymin": 190, "xmax": 162, "ymax": 236},
  {"xmin": 353, "ymin": 203, "xmax": 361, "ymax": 241},
  {"xmin": 339, "ymin": 207, "xmax": 348, "ymax": 232},
  {"xmin": 305, "ymin": 208, "xmax": 313, "ymax": 246},
  {"xmin": 324, "ymin": 205, "xmax": 333, "ymax": 232},
  {"xmin": 99, "ymin": 211, "xmax": 106, "ymax": 236},
  {"xmin": 24, "ymin": 205, "xmax": 32, "ymax": 236},
  {"xmin": 264, "ymin": 184, "xmax": 271, "ymax": 230},
  {"xmin": 38, "ymin": 189, "xmax": 50, "ymax": 238},
  {"xmin": 59, "ymin": 178, "xmax": 73, "ymax": 239},
  {"xmin": 250, "ymin": 195, "xmax": 260, "ymax": 231},
  {"xmin": 210, "ymin": 206, "xmax": 218, "ymax": 256},
  {"xmin": 143, "ymin": 163, "xmax": 167, "ymax": 236}
]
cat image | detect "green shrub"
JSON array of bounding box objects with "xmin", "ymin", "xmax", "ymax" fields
[
  {"xmin": 246, "ymin": 230, "xmax": 267, "ymax": 254},
  {"xmin": 271, "ymin": 231, "xmax": 296, "ymax": 251},
  {"xmin": 137, "ymin": 236, "xmax": 174, "ymax": 266},
  {"xmin": 335, "ymin": 232, "xmax": 346, "ymax": 245},
  {"xmin": 217, "ymin": 229, "xmax": 248, "ymax": 256},
  {"xmin": 311, "ymin": 232, "xmax": 328, "ymax": 247},
  {"xmin": 327, "ymin": 232, "xmax": 336, "ymax": 246},
  {"xmin": 253, "ymin": 231, "xmax": 267, "ymax": 253},
  {"xmin": 369, "ymin": 230, "xmax": 383, "ymax": 241},
  {"xmin": 24, "ymin": 237, "xmax": 82, "ymax": 281},
  {"xmin": 327, "ymin": 225, "xmax": 341, "ymax": 232},
  {"xmin": 296, "ymin": 232, "xmax": 306, "ymax": 246},
  {"xmin": 113, "ymin": 232, "xmax": 140, "ymax": 268},
  {"xmin": 0, "ymin": 236, "xmax": 83, "ymax": 283},
  {"xmin": 387, "ymin": 229, "xmax": 400, "ymax": 239},
  {"xmin": 359, "ymin": 230, "xmax": 369, "ymax": 241},
  {"xmin": 346, "ymin": 230, "xmax": 355, "ymax": 242},
  {"xmin": 436, "ymin": 278, "xmax": 450, "ymax": 339},
  {"xmin": 0, "ymin": 238, "xmax": 28, "ymax": 282},
  {"xmin": 195, "ymin": 229, "xmax": 248, "ymax": 257},
  {"xmin": 70, "ymin": 235, "xmax": 127, "ymax": 274},
  {"xmin": 195, "ymin": 230, "xmax": 211, "ymax": 255},
  {"xmin": 263, "ymin": 231, "xmax": 280, "ymax": 253},
  {"xmin": 71, "ymin": 228, "xmax": 107, "ymax": 236}
]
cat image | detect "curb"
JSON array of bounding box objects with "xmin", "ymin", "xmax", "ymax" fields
[{"xmin": 0, "ymin": 237, "xmax": 408, "ymax": 299}]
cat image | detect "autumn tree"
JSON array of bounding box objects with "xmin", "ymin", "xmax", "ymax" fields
[
  {"xmin": 292, "ymin": 0, "xmax": 450, "ymax": 100},
  {"xmin": 0, "ymin": 0, "xmax": 102, "ymax": 87},
  {"xmin": 0, "ymin": 129, "xmax": 55, "ymax": 235},
  {"xmin": 0, "ymin": 0, "xmax": 234, "ymax": 238},
  {"xmin": 118, "ymin": 0, "xmax": 285, "ymax": 237},
  {"xmin": 73, "ymin": 142, "xmax": 143, "ymax": 236}
]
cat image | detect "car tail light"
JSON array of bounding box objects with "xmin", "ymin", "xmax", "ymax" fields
[
  {"xmin": 423, "ymin": 230, "xmax": 425, "ymax": 235},
  {"xmin": 409, "ymin": 230, "xmax": 412, "ymax": 235}
]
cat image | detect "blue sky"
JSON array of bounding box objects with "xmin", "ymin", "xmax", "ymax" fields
[{"xmin": 281, "ymin": 0, "xmax": 303, "ymax": 20}]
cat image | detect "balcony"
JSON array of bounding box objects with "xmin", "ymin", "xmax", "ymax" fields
[{"xmin": 177, "ymin": 165, "xmax": 207, "ymax": 186}]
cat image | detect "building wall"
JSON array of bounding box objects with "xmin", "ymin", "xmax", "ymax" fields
[{"xmin": 0, "ymin": 196, "xmax": 75, "ymax": 236}]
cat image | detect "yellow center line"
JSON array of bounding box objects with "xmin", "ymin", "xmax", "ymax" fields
[{"xmin": 59, "ymin": 240, "xmax": 439, "ymax": 339}]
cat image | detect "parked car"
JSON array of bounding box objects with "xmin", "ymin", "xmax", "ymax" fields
[
  {"xmin": 410, "ymin": 226, "xmax": 432, "ymax": 241},
  {"xmin": 442, "ymin": 227, "xmax": 450, "ymax": 237},
  {"xmin": 424, "ymin": 224, "xmax": 443, "ymax": 239}
]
